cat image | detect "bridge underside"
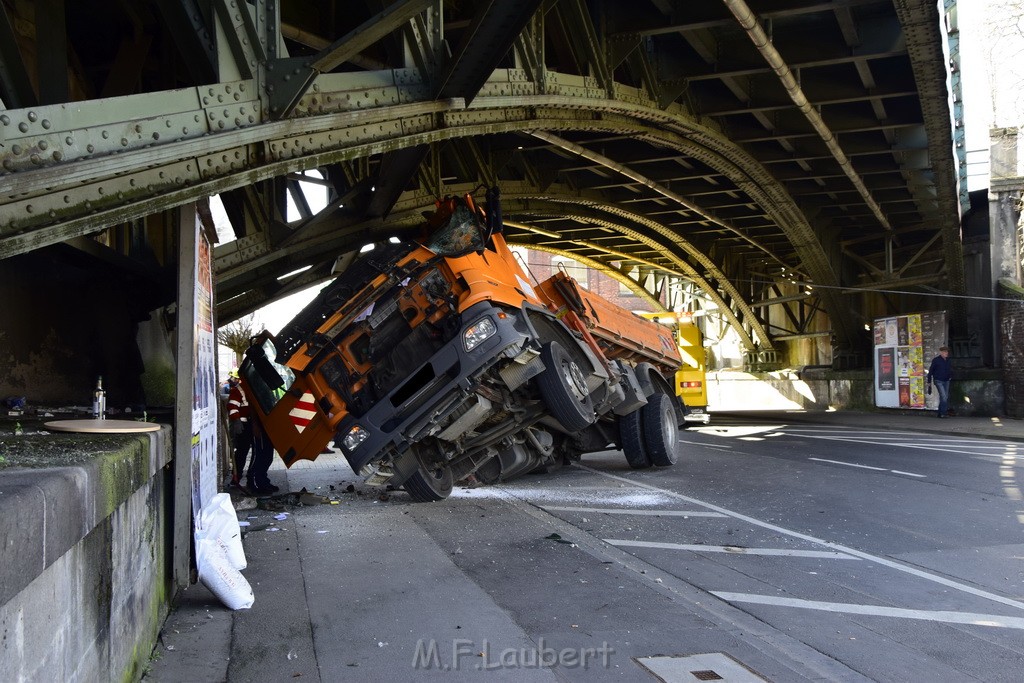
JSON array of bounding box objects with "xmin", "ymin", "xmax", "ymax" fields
[{"xmin": 0, "ymin": 0, "xmax": 967, "ymax": 372}]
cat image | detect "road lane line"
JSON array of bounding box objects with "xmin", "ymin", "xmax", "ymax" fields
[
  {"xmin": 606, "ymin": 539, "xmax": 860, "ymax": 559},
  {"xmin": 543, "ymin": 506, "xmax": 726, "ymax": 517},
  {"xmin": 809, "ymin": 457, "xmax": 886, "ymax": 471},
  {"xmin": 890, "ymin": 470, "xmax": 927, "ymax": 478},
  {"xmin": 712, "ymin": 592, "xmax": 1024, "ymax": 630},
  {"xmin": 575, "ymin": 464, "xmax": 1024, "ymax": 613},
  {"xmin": 789, "ymin": 434, "xmax": 1024, "ymax": 459},
  {"xmin": 808, "ymin": 458, "xmax": 926, "ymax": 478}
]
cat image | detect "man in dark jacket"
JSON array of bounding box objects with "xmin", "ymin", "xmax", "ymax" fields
[
  {"xmin": 927, "ymin": 346, "xmax": 953, "ymax": 418},
  {"xmin": 227, "ymin": 374, "xmax": 278, "ymax": 495}
]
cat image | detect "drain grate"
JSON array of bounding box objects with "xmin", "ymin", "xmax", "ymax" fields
[{"xmin": 635, "ymin": 653, "xmax": 767, "ymax": 682}]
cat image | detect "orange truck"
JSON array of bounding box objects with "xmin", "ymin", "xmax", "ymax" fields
[{"xmin": 240, "ymin": 189, "xmax": 683, "ymax": 501}]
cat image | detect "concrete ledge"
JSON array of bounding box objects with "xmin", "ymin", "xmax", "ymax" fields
[
  {"xmin": 0, "ymin": 427, "xmax": 171, "ymax": 606},
  {"xmin": 0, "ymin": 425, "xmax": 173, "ymax": 681}
]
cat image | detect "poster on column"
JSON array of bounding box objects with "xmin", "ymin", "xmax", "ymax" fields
[
  {"xmin": 190, "ymin": 220, "xmax": 218, "ymax": 514},
  {"xmin": 873, "ymin": 311, "xmax": 946, "ymax": 409}
]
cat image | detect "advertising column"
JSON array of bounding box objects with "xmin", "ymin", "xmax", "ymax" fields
[
  {"xmin": 191, "ymin": 225, "xmax": 219, "ymax": 512},
  {"xmin": 873, "ymin": 312, "xmax": 946, "ymax": 409}
]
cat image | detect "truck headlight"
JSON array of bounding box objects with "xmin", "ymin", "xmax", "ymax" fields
[
  {"xmin": 463, "ymin": 317, "xmax": 497, "ymax": 351},
  {"xmin": 341, "ymin": 424, "xmax": 368, "ymax": 451}
]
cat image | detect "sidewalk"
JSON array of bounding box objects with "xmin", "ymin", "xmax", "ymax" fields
[
  {"xmin": 713, "ymin": 407, "xmax": 1024, "ymax": 443},
  {"xmin": 143, "ymin": 408, "xmax": 1024, "ymax": 682}
]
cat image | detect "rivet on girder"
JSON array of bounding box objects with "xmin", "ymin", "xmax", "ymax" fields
[
  {"xmin": 87, "ymin": 144, "xmax": 94, "ymax": 153},
  {"xmin": 41, "ymin": 120, "xmax": 51, "ymax": 130},
  {"xmin": 38, "ymin": 141, "xmax": 47, "ymax": 151},
  {"xmin": 0, "ymin": 115, "xmax": 9, "ymax": 125},
  {"xmin": 18, "ymin": 122, "xmax": 28, "ymax": 133},
  {"xmin": 2, "ymin": 159, "xmax": 13, "ymax": 171},
  {"xmin": 102, "ymin": 130, "xmax": 110, "ymax": 139},
  {"xmin": 25, "ymin": 205, "xmax": 33, "ymax": 213},
  {"xmin": 27, "ymin": 111, "xmax": 37, "ymax": 122},
  {"xmin": 98, "ymin": 187, "xmax": 105, "ymax": 195},
  {"xmin": 65, "ymin": 136, "xmax": 73, "ymax": 144},
  {"xmin": 11, "ymin": 144, "xmax": 22, "ymax": 154},
  {"xmin": 121, "ymin": 138, "xmax": 128, "ymax": 146},
  {"xmin": 152, "ymin": 133, "xmax": 160, "ymax": 140},
  {"xmin": 183, "ymin": 127, "xmax": 189, "ymax": 135}
]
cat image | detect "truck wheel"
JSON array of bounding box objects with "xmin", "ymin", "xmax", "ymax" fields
[
  {"xmin": 619, "ymin": 409, "xmax": 651, "ymax": 469},
  {"xmin": 404, "ymin": 460, "xmax": 454, "ymax": 502},
  {"xmin": 643, "ymin": 393, "xmax": 679, "ymax": 467},
  {"xmin": 537, "ymin": 341, "xmax": 595, "ymax": 432}
]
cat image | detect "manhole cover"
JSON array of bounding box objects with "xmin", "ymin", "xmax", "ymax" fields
[{"xmin": 635, "ymin": 653, "xmax": 768, "ymax": 682}]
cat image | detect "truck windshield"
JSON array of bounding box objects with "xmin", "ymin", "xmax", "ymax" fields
[
  {"xmin": 425, "ymin": 203, "xmax": 485, "ymax": 256},
  {"xmin": 243, "ymin": 338, "xmax": 296, "ymax": 414}
]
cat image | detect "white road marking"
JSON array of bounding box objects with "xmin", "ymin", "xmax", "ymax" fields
[
  {"xmin": 808, "ymin": 457, "xmax": 926, "ymax": 478},
  {"xmin": 809, "ymin": 457, "xmax": 886, "ymax": 471},
  {"xmin": 574, "ymin": 464, "xmax": 1024, "ymax": 613},
  {"xmin": 606, "ymin": 539, "xmax": 860, "ymax": 559},
  {"xmin": 543, "ymin": 506, "xmax": 726, "ymax": 518},
  {"xmin": 783, "ymin": 432, "xmax": 1024, "ymax": 460},
  {"xmin": 712, "ymin": 592, "xmax": 1024, "ymax": 630}
]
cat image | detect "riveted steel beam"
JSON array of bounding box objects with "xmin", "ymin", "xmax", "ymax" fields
[
  {"xmin": 266, "ymin": 0, "xmax": 434, "ymax": 118},
  {"xmin": 0, "ymin": 68, "xmax": 912, "ymax": 353}
]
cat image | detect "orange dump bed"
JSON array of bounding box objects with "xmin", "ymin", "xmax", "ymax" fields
[{"xmin": 536, "ymin": 272, "xmax": 681, "ymax": 374}]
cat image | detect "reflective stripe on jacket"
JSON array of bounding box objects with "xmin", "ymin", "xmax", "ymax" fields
[{"xmin": 228, "ymin": 384, "xmax": 250, "ymax": 422}]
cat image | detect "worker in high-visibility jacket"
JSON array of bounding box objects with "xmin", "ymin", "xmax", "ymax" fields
[{"xmin": 227, "ymin": 372, "xmax": 279, "ymax": 496}]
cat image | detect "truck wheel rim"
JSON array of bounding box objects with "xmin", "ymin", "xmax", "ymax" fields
[{"xmin": 563, "ymin": 360, "xmax": 588, "ymax": 401}]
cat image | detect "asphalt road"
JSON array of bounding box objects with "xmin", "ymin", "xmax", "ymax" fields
[{"xmin": 149, "ymin": 416, "xmax": 1024, "ymax": 682}]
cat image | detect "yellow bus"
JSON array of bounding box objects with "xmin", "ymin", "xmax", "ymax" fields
[{"xmin": 641, "ymin": 312, "xmax": 710, "ymax": 426}]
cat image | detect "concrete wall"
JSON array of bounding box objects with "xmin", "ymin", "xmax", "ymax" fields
[
  {"xmin": 999, "ymin": 279, "xmax": 1024, "ymax": 418},
  {"xmin": 708, "ymin": 368, "xmax": 1006, "ymax": 416},
  {"xmin": 0, "ymin": 428, "xmax": 173, "ymax": 682}
]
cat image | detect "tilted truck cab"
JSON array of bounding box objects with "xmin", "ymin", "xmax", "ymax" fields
[{"xmin": 240, "ymin": 190, "xmax": 685, "ymax": 501}]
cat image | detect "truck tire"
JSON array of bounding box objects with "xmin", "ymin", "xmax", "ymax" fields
[
  {"xmin": 537, "ymin": 341, "xmax": 595, "ymax": 432},
  {"xmin": 643, "ymin": 393, "xmax": 679, "ymax": 467},
  {"xmin": 619, "ymin": 408, "xmax": 651, "ymax": 469},
  {"xmin": 403, "ymin": 461, "xmax": 454, "ymax": 502}
]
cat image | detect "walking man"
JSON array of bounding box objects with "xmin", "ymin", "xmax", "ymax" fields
[{"xmin": 926, "ymin": 346, "xmax": 953, "ymax": 418}]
